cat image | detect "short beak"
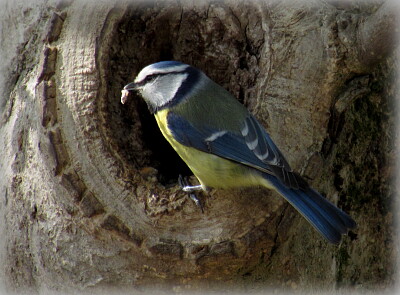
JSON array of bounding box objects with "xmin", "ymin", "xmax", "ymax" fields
[
  {"xmin": 121, "ymin": 82, "xmax": 137, "ymax": 105},
  {"xmin": 123, "ymin": 82, "xmax": 138, "ymax": 91}
]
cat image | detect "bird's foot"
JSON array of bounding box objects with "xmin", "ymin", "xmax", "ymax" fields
[{"xmin": 178, "ymin": 175, "xmax": 204, "ymax": 213}]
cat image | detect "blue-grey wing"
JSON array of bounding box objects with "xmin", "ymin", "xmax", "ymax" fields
[
  {"xmin": 167, "ymin": 112, "xmax": 307, "ymax": 190},
  {"xmin": 167, "ymin": 112, "xmax": 268, "ymax": 171},
  {"xmin": 240, "ymin": 115, "xmax": 308, "ymax": 190}
]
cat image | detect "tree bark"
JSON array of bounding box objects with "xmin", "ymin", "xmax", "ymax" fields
[{"xmin": 0, "ymin": 0, "xmax": 397, "ymax": 293}]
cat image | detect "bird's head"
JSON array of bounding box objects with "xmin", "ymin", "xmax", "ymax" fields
[{"xmin": 122, "ymin": 61, "xmax": 204, "ymax": 113}]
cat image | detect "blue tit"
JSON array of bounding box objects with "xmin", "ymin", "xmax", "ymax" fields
[{"xmin": 121, "ymin": 61, "xmax": 356, "ymax": 244}]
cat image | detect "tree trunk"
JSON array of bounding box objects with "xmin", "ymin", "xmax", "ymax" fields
[{"xmin": 0, "ymin": 0, "xmax": 397, "ymax": 293}]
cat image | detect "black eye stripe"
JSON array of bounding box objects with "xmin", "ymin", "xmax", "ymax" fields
[
  {"xmin": 136, "ymin": 70, "xmax": 188, "ymax": 86},
  {"xmin": 134, "ymin": 74, "xmax": 157, "ymax": 86}
]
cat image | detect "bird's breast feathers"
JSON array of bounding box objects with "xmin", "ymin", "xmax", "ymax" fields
[{"xmin": 154, "ymin": 109, "xmax": 265, "ymax": 189}]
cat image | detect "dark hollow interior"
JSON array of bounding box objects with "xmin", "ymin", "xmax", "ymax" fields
[{"xmin": 101, "ymin": 2, "xmax": 260, "ymax": 186}]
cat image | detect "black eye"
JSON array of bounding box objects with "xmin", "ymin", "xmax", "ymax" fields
[
  {"xmin": 144, "ymin": 74, "xmax": 158, "ymax": 83},
  {"xmin": 136, "ymin": 74, "xmax": 158, "ymax": 87}
]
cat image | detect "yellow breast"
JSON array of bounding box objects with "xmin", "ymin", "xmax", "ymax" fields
[{"xmin": 154, "ymin": 109, "xmax": 264, "ymax": 189}]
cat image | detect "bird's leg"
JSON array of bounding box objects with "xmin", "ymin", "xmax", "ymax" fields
[
  {"xmin": 178, "ymin": 174, "xmax": 203, "ymax": 192},
  {"xmin": 178, "ymin": 175, "xmax": 204, "ymax": 213},
  {"xmin": 182, "ymin": 185, "xmax": 203, "ymax": 192}
]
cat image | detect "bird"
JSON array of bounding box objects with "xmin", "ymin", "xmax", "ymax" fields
[{"xmin": 121, "ymin": 61, "xmax": 356, "ymax": 244}]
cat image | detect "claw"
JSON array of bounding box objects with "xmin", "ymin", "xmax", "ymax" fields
[
  {"xmin": 189, "ymin": 193, "xmax": 204, "ymax": 214},
  {"xmin": 178, "ymin": 175, "xmax": 204, "ymax": 213},
  {"xmin": 178, "ymin": 174, "xmax": 186, "ymax": 188}
]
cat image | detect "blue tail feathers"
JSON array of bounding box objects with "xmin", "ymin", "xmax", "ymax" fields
[{"xmin": 264, "ymin": 174, "xmax": 356, "ymax": 244}]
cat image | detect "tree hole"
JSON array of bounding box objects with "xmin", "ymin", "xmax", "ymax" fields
[
  {"xmin": 133, "ymin": 95, "xmax": 193, "ymax": 186},
  {"xmin": 101, "ymin": 3, "xmax": 256, "ymax": 187}
]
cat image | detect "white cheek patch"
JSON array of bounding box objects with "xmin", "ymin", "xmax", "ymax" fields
[{"xmin": 142, "ymin": 73, "xmax": 188, "ymax": 106}]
